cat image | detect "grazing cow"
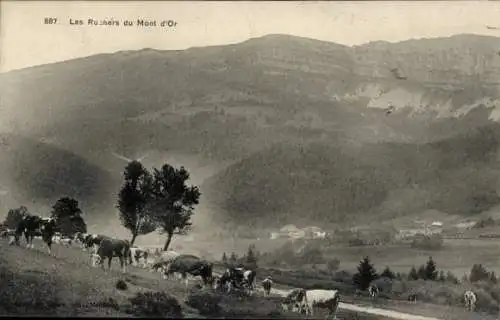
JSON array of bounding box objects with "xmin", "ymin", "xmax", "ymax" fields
[
  {"xmin": 74, "ymin": 232, "xmax": 89, "ymax": 249},
  {"xmin": 58, "ymin": 236, "xmax": 73, "ymax": 247},
  {"xmin": 243, "ymin": 269, "xmax": 257, "ymax": 295},
  {"xmin": 52, "ymin": 232, "xmax": 63, "ymax": 244},
  {"xmin": 215, "ymin": 266, "xmax": 255, "ymax": 294},
  {"xmin": 151, "ymin": 250, "xmax": 181, "ymax": 276},
  {"xmin": 129, "ymin": 247, "xmax": 149, "ymax": 268},
  {"xmin": 283, "ymin": 289, "xmax": 340, "ymax": 319},
  {"xmin": 94, "ymin": 237, "xmax": 131, "ymax": 273},
  {"xmin": 464, "ymin": 290, "xmax": 477, "ymax": 311},
  {"xmin": 13, "ymin": 215, "xmax": 57, "ymax": 254},
  {"xmin": 262, "ymin": 276, "xmax": 273, "ymax": 296},
  {"xmin": 407, "ymin": 293, "xmax": 418, "ymax": 304},
  {"xmin": 1, "ymin": 229, "xmax": 15, "ymax": 239},
  {"xmin": 368, "ymin": 284, "xmax": 379, "ymax": 300},
  {"xmin": 164, "ymin": 254, "xmax": 213, "ymax": 291}
]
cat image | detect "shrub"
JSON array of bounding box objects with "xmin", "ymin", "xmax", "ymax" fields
[
  {"xmin": 327, "ymin": 258, "xmax": 340, "ymax": 274},
  {"xmin": 128, "ymin": 292, "xmax": 182, "ymax": 317},
  {"xmin": 411, "ymin": 234, "xmax": 443, "ymax": 250},
  {"xmin": 186, "ymin": 291, "xmax": 222, "ymax": 316},
  {"xmin": 115, "ymin": 280, "xmax": 128, "ymax": 291}
]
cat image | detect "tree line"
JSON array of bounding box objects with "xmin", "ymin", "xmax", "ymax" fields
[{"xmin": 2, "ymin": 159, "xmax": 202, "ymax": 252}]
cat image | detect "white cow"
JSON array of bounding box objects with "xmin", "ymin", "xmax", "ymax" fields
[
  {"xmin": 368, "ymin": 284, "xmax": 379, "ymax": 300},
  {"xmin": 59, "ymin": 237, "xmax": 73, "ymax": 247},
  {"xmin": 283, "ymin": 288, "xmax": 340, "ymax": 319},
  {"xmin": 129, "ymin": 247, "xmax": 149, "ymax": 268},
  {"xmin": 464, "ymin": 290, "xmax": 477, "ymax": 311}
]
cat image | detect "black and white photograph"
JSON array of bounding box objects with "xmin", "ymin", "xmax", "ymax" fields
[{"xmin": 1, "ymin": 1, "xmax": 500, "ymax": 319}]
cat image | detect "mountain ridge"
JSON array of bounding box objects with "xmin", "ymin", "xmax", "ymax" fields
[{"xmin": 1, "ymin": 33, "xmax": 500, "ymax": 227}]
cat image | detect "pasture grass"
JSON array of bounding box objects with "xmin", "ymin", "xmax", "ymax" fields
[{"xmin": 0, "ymin": 239, "xmax": 383, "ymax": 319}]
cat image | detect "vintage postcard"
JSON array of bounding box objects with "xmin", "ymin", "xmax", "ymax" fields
[{"xmin": 1, "ymin": 1, "xmax": 500, "ymax": 319}]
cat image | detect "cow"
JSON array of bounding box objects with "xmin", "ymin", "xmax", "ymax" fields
[
  {"xmin": 74, "ymin": 232, "xmax": 89, "ymax": 249},
  {"xmin": 58, "ymin": 236, "xmax": 73, "ymax": 247},
  {"xmin": 262, "ymin": 276, "xmax": 273, "ymax": 296},
  {"xmin": 13, "ymin": 215, "xmax": 57, "ymax": 255},
  {"xmin": 282, "ymin": 288, "xmax": 340, "ymax": 319},
  {"xmin": 243, "ymin": 269, "xmax": 257, "ymax": 295},
  {"xmin": 407, "ymin": 293, "xmax": 418, "ymax": 304},
  {"xmin": 164, "ymin": 254, "xmax": 213, "ymax": 292},
  {"xmin": 368, "ymin": 283, "xmax": 379, "ymax": 300},
  {"xmin": 93, "ymin": 237, "xmax": 131, "ymax": 273},
  {"xmin": 150, "ymin": 250, "xmax": 181, "ymax": 275},
  {"xmin": 129, "ymin": 247, "xmax": 149, "ymax": 268},
  {"xmin": 464, "ymin": 290, "xmax": 477, "ymax": 311},
  {"xmin": 52, "ymin": 232, "xmax": 63, "ymax": 244},
  {"xmin": 215, "ymin": 266, "xmax": 256, "ymax": 295},
  {"xmin": 1, "ymin": 229, "xmax": 15, "ymax": 239}
]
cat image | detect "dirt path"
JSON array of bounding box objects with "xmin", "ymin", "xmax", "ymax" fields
[{"xmin": 264, "ymin": 286, "xmax": 441, "ymax": 320}]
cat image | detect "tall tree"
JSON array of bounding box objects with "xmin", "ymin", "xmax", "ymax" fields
[
  {"xmin": 117, "ymin": 160, "xmax": 156, "ymax": 246},
  {"xmin": 51, "ymin": 197, "xmax": 86, "ymax": 236},
  {"xmin": 380, "ymin": 266, "xmax": 396, "ymax": 280},
  {"xmin": 408, "ymin": 266, "xmax": 419, "ymax": 281},
  {"xmin": 3, "ymin": 206, "xmax": 29, "ymax": 229},
  {"xmin": 245, "ymin": 244, "xmax": 258, "ymax": 269},
  {"xmin": 352, "ymin": 256, "xmax": 378, "ymax": 290},
  {"xmin": 51, "ymin": 197, "xmax": 82, "ymax": 220},
  {"xmin": 146, "ymin": 164, "xmax": 201, "ymax": 251},
  {"xmin": 424, "ymin": 256, "xmax": 438, "ymax": 281}
]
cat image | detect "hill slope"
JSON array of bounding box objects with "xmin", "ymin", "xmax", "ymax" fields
[
  {"xmin": 1, "ymin": 34, "xmax": 500, "ymax": 226},
  {"xmin": 0, "ymin": 134, "xmax": 115, "ymax": 216},
  {"xmin": 203, "ymin": 123, "xmax": 500, "ymax": 226}
]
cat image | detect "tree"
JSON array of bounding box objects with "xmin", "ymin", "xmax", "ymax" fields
[
  {"xmin": 408, "ymin": 266, "xmax": 419, "ymax": 281},
  {"xmin": 446, "ymin": 271, "xmax": 459, "ymax": 284},
  {"xmin": 245, "ymin": 244, "xmax": 258, "ymax": 269},
  {"xmin": 353, "ymin": 256, "xmax": 378, "ymax": 290},
  {"xmin": 145, "ymin": 164, "xmax": 201, "ymax": 251},
  {"xmin": 229, "ymin": 252, "xmax": 238, "ymax": 266},
  {"xmin": 417, "ymin": 265, "xmax": 426, "ymax": 280},
  {"xmin": 117, "ymin": 161, "xmax": 156, "ymax": 246},
  {"xmin": 327, "ymin": 258, "xmax": 340, "ymax": 274},
  {"xmin": 438, "ymin": 270, "xmax": 446, "ymax": 282},
  {"xmin": 380, "ymin": 266, "xmax": 396, "ymax": 280},
  {"xmin": 3, "ymin": 206, "xmax": 29, "ymax": 229},
  {"xmin": 470, "ymin": 264, "xmax": 490, "ymax": 282},
  {"xmin": 51, "ymin": 197, "xmax": 86, "ymax": 236},
  {"xmin": 51, "ymin": 197, "xmax": 82, "ymax": 221},
  {"xmin": 424, "ymin": 257, "xmax": 438, "ymax": 281},
  {"xmin": 490, "ymin": 271, "xmax": 498, "ymax": 284}
]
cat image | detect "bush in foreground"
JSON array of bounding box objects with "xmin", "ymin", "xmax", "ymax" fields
[
  {"xmin": 128, "ymin": 291, "xmax": 182, "ymax": 317},
  {"xmin": 186, "ymin": 291, "xmax": 222, "ymax": 316}
]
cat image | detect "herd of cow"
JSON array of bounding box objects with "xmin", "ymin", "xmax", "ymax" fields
[{"xmin": 0, "ymin": 214, "xmax": 344, "ymax": 318}]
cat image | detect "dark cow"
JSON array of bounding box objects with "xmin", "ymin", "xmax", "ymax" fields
[
  {"xmin": 215, "ymin": 266, "xmax": 256, "ymax": 295},
  {"xmin": 164, "ymin": 254, "xmax": 213, "ymax": 291},
  {"xmin": 282, "ymin": 288, "xmax": 340, "ymax": 318},
  {"xmin": 407, "ymin": 293, "xmax": 418, "ymax": 304},
  {"xmin": 262, "ymin": 276, "xmax": 273, "ymax": 296},
  {"xmin": 368, "ymin": 283, "xmax": 379, "ymax": 300},
  {"xmin": 12, "ymin": 215, "xmax": 57, "ymax": 254},
  {"xmin": 93, "ymin": 237, "xmax": 131, "ymax": 273}
]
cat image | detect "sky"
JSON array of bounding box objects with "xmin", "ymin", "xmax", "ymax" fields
[{"xmin": 2, "ymin": 1, "xmax": 500, "ymax": 72}]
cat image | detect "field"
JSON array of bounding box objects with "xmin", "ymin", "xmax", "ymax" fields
[
  {"xmin": 0, "ymin": 238, "xmax": 387, "ymax": 319},
  {"xmin": 315, "ymin": 239, "xmax": 500, "ymax": 277}
]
